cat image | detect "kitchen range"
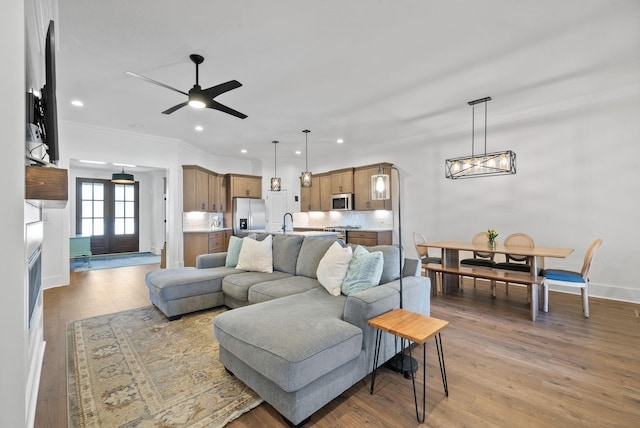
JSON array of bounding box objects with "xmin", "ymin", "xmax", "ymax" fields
[{"xmin": 323, "ymin": 225, "xmax": 361, "ymax": 240}]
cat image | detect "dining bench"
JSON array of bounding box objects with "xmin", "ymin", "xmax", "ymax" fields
[{"xmin": 423, "ymin": 263, "xmax": 545, "ymax": 321}]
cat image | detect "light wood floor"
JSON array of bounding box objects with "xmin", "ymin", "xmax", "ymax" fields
[{"xmin": 35, "ymin": 267, "xmax": 640, "ymax": 427}]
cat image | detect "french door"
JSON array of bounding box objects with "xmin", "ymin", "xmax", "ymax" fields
[{"xmin": 75, "ymin": 178, "xmax": 139, "ymax": 255}]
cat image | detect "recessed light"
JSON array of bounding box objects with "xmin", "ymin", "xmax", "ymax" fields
[
  {"xmin": 78, "ymin": 159, "xmax": 106, "ymax": 165},
  {"xmin": 113, "ymin": 163, "xmax": 136, "ymax": 168},
  {"xmin": 241, "ymin": 149, "xmax": 247, "ymax": 154},
  {"xmin": 71, "ymin": 100, "xmax": 84, "ymax": 107},
  {"xmin": 194, "ymin": 125, "xmax": 204, "ymax": 132},
  {"xmin": 337, "ymin": 139, "xmax": 344, "ymax": 144},
  {"xmin": 295, "ymin": 150, "xmax": 301, "ymax": 155}
]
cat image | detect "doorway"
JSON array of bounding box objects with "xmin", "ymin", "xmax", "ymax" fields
[{"xmin": 75, "ymin": 178, "xmax": 140, "ymax": 255}]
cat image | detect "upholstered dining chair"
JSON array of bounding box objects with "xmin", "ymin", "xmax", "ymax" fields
[
  {"xmin": 460, "ymin": 232, "xmax": 496, "ymax": 293},
  {"xmin": 413, "ymin": 232, "xmax": 442, "ymax": 293},
  {"xmin": 541, "ymin": 238, "xmax": 602, "ymax": 318},
  {"xmin": 495, "ymin": 233, "xmax": 535, "ymax": 295}
]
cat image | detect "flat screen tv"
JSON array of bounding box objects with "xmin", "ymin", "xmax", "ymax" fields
[{"xmin": 32, "ymin": 20, "xmax": 59, "ymax": 165}]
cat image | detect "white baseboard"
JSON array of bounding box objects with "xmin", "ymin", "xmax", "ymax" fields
[{"xmin": 549, "ymin": 281, "xmax": 640, "ymax": 304}]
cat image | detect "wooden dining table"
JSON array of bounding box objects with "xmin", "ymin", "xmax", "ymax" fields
[{"xmin": 417, "ymin": 241, "xmax": 574, "ymax": 321}]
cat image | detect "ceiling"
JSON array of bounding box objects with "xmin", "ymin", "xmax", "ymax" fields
[{"xmin": 55, "ymin": 0, "xmax": 640, "ymax": 163}]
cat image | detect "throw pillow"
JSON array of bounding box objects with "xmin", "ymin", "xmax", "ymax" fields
[
  {"xmin": 225, "ymin": 236, "xmax": 243, "ymax": 267},
  {"xmin": 236, "ymin": 234, "xmax": 273, "ymax": 273},
  {"xmin": 341, "ymin": 245, "xmax": 384, "ymax": 296},
  {"xmin": 316, "ymin": 241, "xmax": 353, "ymax": 296}
]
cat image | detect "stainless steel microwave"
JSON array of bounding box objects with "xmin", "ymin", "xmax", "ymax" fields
[{"xmin": 331, "ymin": 193, "xmax": 353, "ymax": 211}]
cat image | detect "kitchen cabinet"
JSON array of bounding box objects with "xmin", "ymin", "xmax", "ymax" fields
[
  {"xmin": 330, "ymin": 168, "xmax": 354, "ymax": 194},
  {"xmin": 183, "ymin": 165, "xmax": 226, "ymax": 212},
  {"xmin": 353, "ymin": 164, "xmax": 393, "ymax": 211},
  {"xmin": 346, "ymin": 230, "xmax": 393, "ymax": 246},
  {"xmin": 300, "ymin": 175, "xmax": 321, "ymax": 212},
  {"xmin": 183, "ymin": 230, "xmax": 229, "ymax": 267},
  {"xmin": 319, "ymin": 174, "xmax": 332, "ymax": 211},
  {"xmin": 228, "ymin": 174, "xmax": 262, "ymax": 199}
]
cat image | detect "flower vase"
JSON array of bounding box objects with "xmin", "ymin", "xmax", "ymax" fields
[{"xmin": 488, "ymin": 239, "xmax": 497, "ymax": 249}]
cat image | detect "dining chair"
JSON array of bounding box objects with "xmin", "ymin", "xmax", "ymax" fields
[
  {"xmin": 460, "ymin": 232, "xmax": 496, "ymax": 293},
  {"xmin": 413, "ymin": 232, "xmax": 442, "ymax": 293},
  {"xmin": 495, "ymin": 233, "xmax": 535, "ymax": 295},
  {"xmin": 541, "ymin": 238, "xmax": 603, "ymax": 317}
]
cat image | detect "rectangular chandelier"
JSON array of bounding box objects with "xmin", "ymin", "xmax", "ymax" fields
[
  {"xmin": 445, "ymin": 150, "xmax": 516, "ymax": 179},
  {"xmin": 445, "ymin": 96, "xmax": 516, "ymax": 179}
]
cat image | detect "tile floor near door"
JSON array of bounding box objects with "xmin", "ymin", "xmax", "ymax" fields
[{"xmin": 35, "ymin": 267, "xmax": 640, "ymax": 427}]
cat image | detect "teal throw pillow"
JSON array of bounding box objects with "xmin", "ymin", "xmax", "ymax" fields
[
  {"xmin": 341, "ymin": 245, "xmax": 384, "ymax": 296},
  {"xmin": 225, "ymin": 236, "xmax": 243, "ymax": 267}
]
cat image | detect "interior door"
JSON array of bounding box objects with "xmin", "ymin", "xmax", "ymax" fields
[{"xmin": 76, "ymin": 178, "xmax": 139, "ymax": 255}]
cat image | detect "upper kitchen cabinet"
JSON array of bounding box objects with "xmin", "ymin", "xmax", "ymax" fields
[
  {"xmin": 183, "ymin": 165, "xmax": 227, "ymax": 212},
  {"xmin": 319, "ymin": 174, "xmax": 332, "ymax": 211},
  {"xmin": 330, "ymin": 168, "xmax": 354, "ymax": 194},
  {"xmin": 227, "ymin": 174, "xmax": 262, "ymax": 199},
  {"xmin": 300, "ymin": 175, "xmax": 322, "ymax": 212},
  {"xmin": 353, "ymin": 163, "xmax": 393, "ymax": 211}
]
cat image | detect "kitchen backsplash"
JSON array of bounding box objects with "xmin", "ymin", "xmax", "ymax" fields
[
  {"xmin": 292, "ymin": 210, "xmax": 393, "ymax": 230},
  {"xmin": 183, "ymin": 212, "xmax": 225, "ymax": 231}
]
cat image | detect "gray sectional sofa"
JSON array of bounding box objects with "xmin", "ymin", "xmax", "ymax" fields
[{"xmin": 145, "ymin": 233, "xmax": 431, "ymax": 426}]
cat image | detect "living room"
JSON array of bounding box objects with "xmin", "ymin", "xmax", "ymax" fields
[{"xmin": 3, "ymin": 0, "xmax": 640, "ymax": 427}]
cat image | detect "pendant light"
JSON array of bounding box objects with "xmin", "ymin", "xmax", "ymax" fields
[
  {"xmin": 445, "ymin": 97, "xmax": 516, "ymax": 179},
  {"xmin": 300, "ymin": 129, "xmax": 312, "ymax": 188},
  {"xmin": 270, "ymin": 140, "xmax": 281, "ymax": 191},
  {"xmin": 111, "ymin": 166, "xmax": 135, "ymax": 184}
]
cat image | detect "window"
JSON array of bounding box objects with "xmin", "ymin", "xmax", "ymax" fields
[
  {"xmin": 113, "ymin": 184, "xmax": 136, "ymax": 235},
  {"xmin": 80, "ymin": 182, "xmax": 105, "ymax": 236}
]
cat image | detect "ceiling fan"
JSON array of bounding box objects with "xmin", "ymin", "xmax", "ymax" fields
[{"xmin": 125, "ymin": 54, "xmax": 247, "ymax": 119}]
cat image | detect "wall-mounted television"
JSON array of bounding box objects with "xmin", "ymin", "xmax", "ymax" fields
[{"xmin": 27, "ymin": 20, "xmax": 59, "ymax": 166}]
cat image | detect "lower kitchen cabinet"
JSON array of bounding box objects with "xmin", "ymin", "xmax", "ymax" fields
[
  {"xmin": 346, "ymin": 230, "xmax": 392, "ymax": 246},
  {"xmin": 183, "ymin": 230, "xmax": 230, "ymax": 267}
]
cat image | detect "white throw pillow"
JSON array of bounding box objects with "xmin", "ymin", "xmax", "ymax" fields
[
  {"xmin": 316, "ymin": 241, "xmax": 353, "ymax": 296},
  {"xmin": 236, "ymin": 234, "xmax": 273, "ymax": 273}
]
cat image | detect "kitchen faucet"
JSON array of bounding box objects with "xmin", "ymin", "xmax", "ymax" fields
[{"xmin": 282, "ymin": 212, "xmax": 293, "ymax": 233}]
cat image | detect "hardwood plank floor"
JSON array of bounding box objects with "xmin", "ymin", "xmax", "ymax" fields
[{"xmin": 35, "ymin": 271, "xmax": 640, "ymax": 427}]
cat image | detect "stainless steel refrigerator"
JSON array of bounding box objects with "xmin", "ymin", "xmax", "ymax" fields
[{"xmin": 232, "ymin": 198, "xmax": 267, "ymax": 234}]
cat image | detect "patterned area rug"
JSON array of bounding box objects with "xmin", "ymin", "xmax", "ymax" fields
[{"xmin": 67, "ymin": 306, "xmax": 262, "ymax": 427}]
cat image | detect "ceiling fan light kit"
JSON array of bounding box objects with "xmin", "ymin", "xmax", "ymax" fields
[
  {"xmin": 126, "ymin": 53, "xmax": 247, "ymax": 119},
  {"xmin": 445, "ymin": 97, "xmax": 516, "ymax": 179},
  {"xmin": 300, "ymin": 129, "xmax": 312, "ymax": 188}
]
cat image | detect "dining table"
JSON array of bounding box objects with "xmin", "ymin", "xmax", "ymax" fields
[{"xmin": 417, "ymin": 241, "xmax": 574, "ymax": 321}]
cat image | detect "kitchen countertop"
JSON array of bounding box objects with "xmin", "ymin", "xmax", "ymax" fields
[{"xmin": 183, "ymin": 228, "xmax": 232, "ymax": 233}]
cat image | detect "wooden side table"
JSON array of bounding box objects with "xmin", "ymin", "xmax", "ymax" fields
[{"xmin": 368, "ymin": 308, "xmax": 449, "ymax": 423}]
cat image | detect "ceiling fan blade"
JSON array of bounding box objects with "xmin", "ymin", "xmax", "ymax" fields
[
  {"xmin": 162, "ymin": 101, "xmax": 189, "ymax": 114},
  {"xmin": 202, "ymin": 80, "xmax": 243, "ymax": 99},
  {"xmin": 208, "ymin": 100, "xmax": 247, "ymax": 119},
  {"xmin": 125, "ymin": 71, "xmax": 188, "ymax": 96}
]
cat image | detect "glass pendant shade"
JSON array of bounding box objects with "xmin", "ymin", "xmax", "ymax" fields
[
  {"xmin": 270, "ymin": 140, "xmax": 281, "ymax": 191},
  {"xmin": 371, "ymin": 166, "xmax": 390, "ymax": 200},
  {"xmin": 300, "ymin": 129, "xmax": 312, "ymax": 188},
  {"xmin": 300, "ymin": 171, "xmax": 312, "ymax": 188}
]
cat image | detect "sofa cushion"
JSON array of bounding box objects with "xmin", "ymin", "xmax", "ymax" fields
[
  {"xmin": 222, "ymin": 271, "xmax": 293, "ymax": 302},
  {"xmin": 248, "ymin": 276, "xmax": 322, "ymax": 304},
  {"xmin": 341, "ymin": 245, "xmax": 384, "ymax": 296},
  {"xmin": 317, "ymin": 241, "xmax": 353, "ymax": 296},
  {"xmin": 225, "ymin": 236, "xmax": 243, "ymax": 267},
  {"xmin": 145, "ymin": 267, "xmax": 239, "ymax": 300},
  {"xmin": 272, "ymin": 234, "xmax": 305, "ymax": 275},
  {"xmin": 295, "ymin": 237, "xmax": 337, "ymax": 279},
  {"xmin": 347, "ymin": 244, "xmax": 402, "ymax": 284},
  {"xmin": 214, "ymin": 288, "xmax": 362, "ymax": 392},
  {"xmin": 236, "ymin": 234, "xmax": 273, "ymax": 273}
]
